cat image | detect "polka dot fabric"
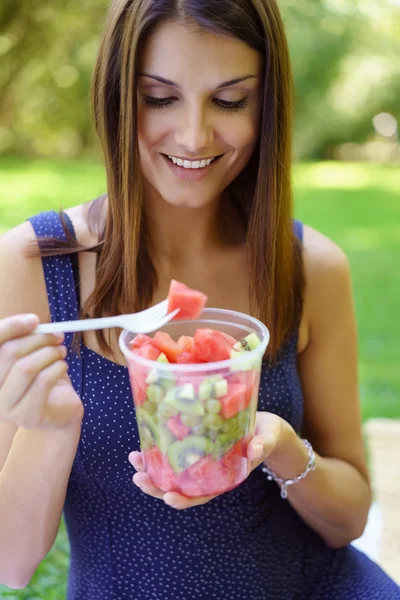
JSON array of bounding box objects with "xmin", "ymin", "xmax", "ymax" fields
[{"xmin": 28, "ymin": 211, "xmax": 400, "ymax": 600}]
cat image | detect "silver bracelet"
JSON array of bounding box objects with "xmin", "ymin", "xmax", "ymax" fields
[{"xmin": 261, "ymin": 438, "xmax": 316, "ymax": 499}]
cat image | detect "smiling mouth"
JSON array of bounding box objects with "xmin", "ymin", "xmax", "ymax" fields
[{"xmin": 162, "ymin": 154, "xmax": 223, "ymax": 166}]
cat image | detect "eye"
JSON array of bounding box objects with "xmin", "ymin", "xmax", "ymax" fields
[
  {"xmin": 214, "ymin": 98, "xmax": 248, "ymax": 112},
  {"xmin": 140, "ymin": 94, "xmax": 177, "ymax": 109},
  {"xmin": 140, "ymin": 94, "xmax": 249, "ymax": 112}
]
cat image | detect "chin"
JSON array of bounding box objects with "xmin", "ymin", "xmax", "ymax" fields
[{"xmin": 161, "ymin": 191, "xmax": 215, "ymax": 210}]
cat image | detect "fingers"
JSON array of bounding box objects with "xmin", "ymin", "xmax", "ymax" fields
[
  {"xmin": 129, "ymin": 452, "xmax": 217, "ymax": 508},
  {"xmin": 163, "ymin": 492, "xmax": 216, "ymax": 510},
  {"xmin": 128, "ymin": 451, "xmax": 145, "ymax": 472},
  {"xmin": 10, "ymin": 360, "xmax": 69, "ymax": 428},
  {"xmin": 132, "ymin": 472, "xmax": 166, "ymax": 500},
  {"xmin": 0, "ymin": 314, "xmax": 39, "ymax": 346},
  {"xmin": 0, "ymin": 330, "xmax": 65, "ymax": 384},
  {"xmin": 0, "ymin": 344, "xmax": 67, "ymax": 409}
]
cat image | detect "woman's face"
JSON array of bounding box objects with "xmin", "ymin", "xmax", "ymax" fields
[{"xmin": 137, "ymin": 20, "xmax": 263, "ymax": 209}]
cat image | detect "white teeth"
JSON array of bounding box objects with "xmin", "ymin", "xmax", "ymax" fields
[{"xmin": 167, "ymin": 156, "xmax": 216, "ymax": 169}]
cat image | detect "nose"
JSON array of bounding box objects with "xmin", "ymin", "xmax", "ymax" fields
[{"xmin": 174, "ymin": 104, "xmax": 215, "ymax": 156}]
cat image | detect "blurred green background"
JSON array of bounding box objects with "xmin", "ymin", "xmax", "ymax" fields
[{"xmin": 0, "ymin": 0, "xmax": 399, "ymax": 597}]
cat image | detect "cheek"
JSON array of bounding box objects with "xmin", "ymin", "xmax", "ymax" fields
[
  {"xmin": 223, "ymin": 117, "xmax": 259, "ymax": 154},
  {"xmin": 137, "ymin": 109, "xmax": 167, "ymax": 147}
]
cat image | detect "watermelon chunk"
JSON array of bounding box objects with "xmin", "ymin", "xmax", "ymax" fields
[
  {"xmin": 129, "ymin": 334, "xmax": 153, "ymax": 350},
  {"xmin": 144, "ymin": 447, "xmax": 177, "ymax": 492},
  {"xmin": 177, "ymin": 335, "xmax": 195, "ymax": 352},
  {"xmin": 129, "ymin": 366, "xmax": 148, "ymax": 406},
  {"xmin": 168, "ymin": 280, "xmax": 208, "ymax": 320},
  {"xmin": 192, "ymin": 329, "xmax": 233, "ymax": 362},
  {"xmin": 131, "ymin": 343, "xmax": 161, "ymax": 361},
  {"xmin": 166, "ymin": 415, "xmax": 191, "ymax": 440},
  {"xmin": 219, "ymin": 382, "xmax": 253, "ymax": 419},
  {"xmin": 151, "ymin": 331, "xmax": 183, "ymax": 363}
]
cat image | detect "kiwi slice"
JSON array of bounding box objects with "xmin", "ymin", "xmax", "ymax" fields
[
  {"xmin": 167, "ymin": 435, "xmax": 213, "ymax": 473},
  {"xmin": 141, "ymin": 400, "xmax": 157, "ymax": 415},
  {"xmin": 213, "ymin": 433, "xmax": 235, "ymax": 459},
  {"xmin": 233, "ymin": 333, "xmax": 262, "ymax": 352},
  {"xmin": 138, "ymin": 411, "xmax": 175, "ymax": 453},
  {"xmin": 203, "ymin": 413, "xmax": 223, "ymax": 431},
  {"xmin": 175, "ymin": 384, "xmax": 205, "ymax": 416},
  {"xmin": 146, "ymin": 384, "xmax": 164, "ymax": 404}
]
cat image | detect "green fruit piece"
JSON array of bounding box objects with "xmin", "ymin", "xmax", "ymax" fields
[
  {"xmin": 230, "ymin": 350, "xmax": 260, "ymax": 372},
  {"xmin": 158, "ymin": 402, "xmax": 179, "ymax": 419},
  {"xmin": 208, "ymin": 429, "xmax": 218, "ymax": 442},
  {"xmin": 203, "ymin": 413, "xmax": 223, "ymax": 431},
  {"xmin": 198, "ymin": 380, "xmax": 213, "ymax": 401},
  {"xmin": 222, "ymin": 415, "xmax": 239, "ymax": 437},
  {"xmin": 138, "ymin": 424, "xmax": 154, "ymax": 451},
  {"xmin": 175, "ymin": 384, "xmax": 205, "ymax": 416},
  {"xmin": 191, "ymin": 422, "xmax": 206, "ymax": 436},
  {"xmin": 142, "ymin": 400, "xmax": 157, "ymax": 415},
  {"xmin": 213, "ymin": 433, "xmax": 235, "ymax": 459},
  {"xmin": 180, "ymin": 413, "xmax": 200, "ymax": 428},
  {"xmin": 206, "ymin": 399, "xmax": 222, "ymax": 414},
  {"xmin": 179, "ymin": 383, "xmax": 196, "ymax": 400},
  {"xmin": 237, "ymin": 409, "xmax": 250, "ymax": 435},
  {"xmin": 158, "ymin": 376, "xmax": 176, "ymax": 392},
  {"xmin": 157, "ymin": 352, "xmax": 169, "ymax": 363},
  {"xmin": 177, "ymin": 400, "xmax": 205, "ymax": 416},
  {"xmin": 146, "ymin": 384, "xmax": 164, "ymax": 404},
  {"xmin": 145, "ymin": 369, "xmax": 159, "ymax": 385},
  {"xmin": 213, "ymin": 378, "xmax": 228, "ymax": 398},
  {"xmin": 233, "ymin": 333, "xmax": 262, "ymax": 352},
  {"xmin": 137, "ymin": 411, "xmax": 174, "ymax": 453},
  {"xmin": 167, "ymin": 435, "xmax": 214, "ymax": 473}
]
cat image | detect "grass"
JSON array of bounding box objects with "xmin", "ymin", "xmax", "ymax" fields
[{"xmin": 0, "ymin": 156, "xmax": 399, "ymax": 598}]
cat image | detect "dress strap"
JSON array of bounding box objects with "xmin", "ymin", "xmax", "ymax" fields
[
  {"xmin": 293, "ymin": 220, "xmax": 304, "ymax": 243},
  {"xmin": 28, "ymin": 210, "xmax": 80, "ymax": 323},
  {"xmin": 27, "ymin": 210, "xmax": 82, "ymax": 397}
]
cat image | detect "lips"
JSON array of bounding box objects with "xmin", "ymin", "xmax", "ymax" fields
[{"xmin": 163, "ymin": 154, "xmax": 223, "ymax": 165}]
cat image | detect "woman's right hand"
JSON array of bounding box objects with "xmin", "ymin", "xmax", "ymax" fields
[{"xmin": 0, "ymin": 314, "xmax": 84, "ymax": 429}]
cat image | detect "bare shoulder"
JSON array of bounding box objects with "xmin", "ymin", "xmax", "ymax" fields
[
  {"xmin": 301, "ymin": 224, "xmax": 352, "ymax": 340},
  {"xmin": 0, "ymin": 221, "xmax": 51, "ymax": 322},
  {"xmin": 302, "ymin": 224, "xmax": 349, "ymax": 276}
]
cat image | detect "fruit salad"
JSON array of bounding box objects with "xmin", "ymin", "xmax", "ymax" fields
[{"xmin": 128, "ymin": 329, "xmax": 263, "ymax": 497}]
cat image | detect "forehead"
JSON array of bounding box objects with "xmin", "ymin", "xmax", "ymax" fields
[{"xmin": 138, "ymin": 20, "xmax": 262, "ymax": 83}]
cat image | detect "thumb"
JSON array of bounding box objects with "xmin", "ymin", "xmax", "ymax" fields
[{"xmin": 247, "ymin": 412, "xmax": 282, "ymax": 464}]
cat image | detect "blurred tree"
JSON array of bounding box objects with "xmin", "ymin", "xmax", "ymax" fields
[{"xmin": 0, "ymin": 0, "xmax": 398, "ymax": 160}]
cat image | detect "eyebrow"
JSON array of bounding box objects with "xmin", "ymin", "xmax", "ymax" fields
[{"xmin": 137, "ymin": 73, "xmax": 258, "ymax": 89}]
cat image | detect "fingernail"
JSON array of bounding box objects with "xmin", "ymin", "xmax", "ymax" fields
[
  {"xmin": 254, "ymin": 444, "xmax": 263, "ymax": 459},
  {"xmin": 23, "ymin": 314, "xmax": 38, "ymax": 327}
]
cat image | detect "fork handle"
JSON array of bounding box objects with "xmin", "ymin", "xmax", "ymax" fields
[{"xmin": 34, "ymin": 316, "xmax": 122, "ymax": 335}]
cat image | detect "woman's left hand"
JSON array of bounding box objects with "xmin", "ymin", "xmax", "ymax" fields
[{"xmin": 128, "ymin": 411, "xmax": 286, "ymax": 510}]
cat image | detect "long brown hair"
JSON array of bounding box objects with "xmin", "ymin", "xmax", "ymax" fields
[{"xmin": 36, "ymin": 0, "xmax": 304, "ymax": 360}]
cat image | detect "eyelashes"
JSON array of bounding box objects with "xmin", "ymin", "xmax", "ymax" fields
[{"xmin": 140, "ymin": 94, "xmax": 249, "ymax": 113}]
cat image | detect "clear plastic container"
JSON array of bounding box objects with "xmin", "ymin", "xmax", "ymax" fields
[{"xmin": 119, "ymin": 308, "xmax": 270, "ymax": 498}]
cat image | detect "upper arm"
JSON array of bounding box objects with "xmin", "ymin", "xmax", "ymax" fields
[
  {"xmin": 0, "ymin": 222, "xmax": 51, "ymax": 470},
  {"xmin": 298, "ymin": 225, "xmax": 370, "ymax": 483}
]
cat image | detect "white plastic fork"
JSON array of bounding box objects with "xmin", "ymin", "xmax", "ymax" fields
[{"xmin": 34, "ymin": 299, "xmax": 180, "ymax": 335}]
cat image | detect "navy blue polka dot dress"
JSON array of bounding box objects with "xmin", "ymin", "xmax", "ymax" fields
[{"xmin": 29, "ymin": 211, "xmax": 400, "ymax": 600}]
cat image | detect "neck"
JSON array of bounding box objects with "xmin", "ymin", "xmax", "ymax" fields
[{"xmin": 144, "ymin": 190, "xmax": 246, "ymax": 269}]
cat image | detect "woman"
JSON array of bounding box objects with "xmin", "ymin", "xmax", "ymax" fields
[{"xmin": 0, "ymin": 1, "xmax": 398, "ymax": 598}]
